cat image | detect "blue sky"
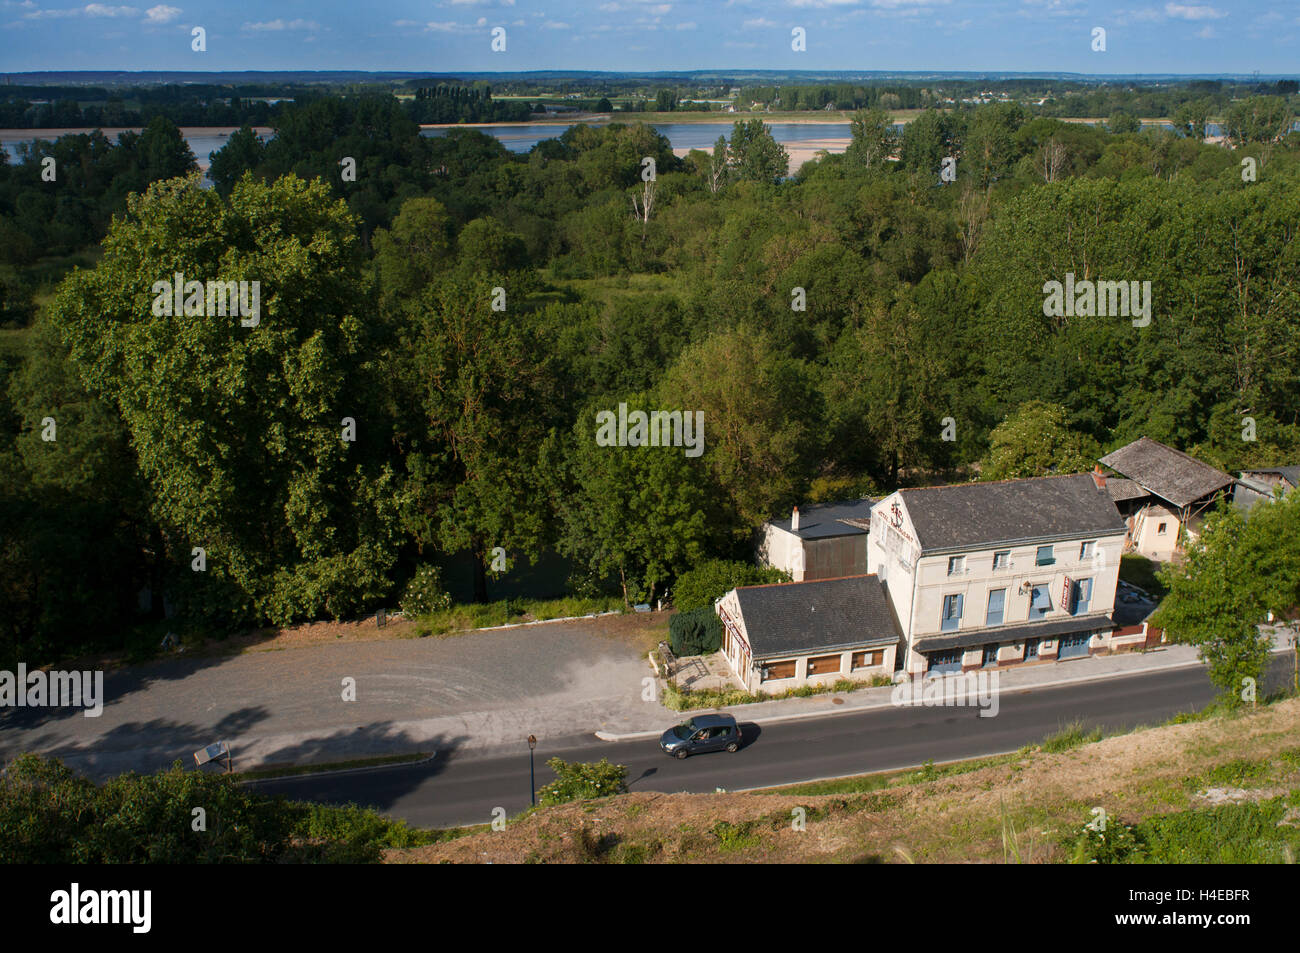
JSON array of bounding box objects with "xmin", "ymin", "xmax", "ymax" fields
[{"xmin": 1, "ymin": 0, "xmax": 1296, "ymax": 75}]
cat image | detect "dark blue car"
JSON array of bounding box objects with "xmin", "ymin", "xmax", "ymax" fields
[{"xmin": 659, "ymin": 713, "xmax": 742, "ymax": 759}]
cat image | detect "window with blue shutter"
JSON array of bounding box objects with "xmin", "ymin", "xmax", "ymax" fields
[
  {"xmin": 942, "ymin": 593, "xmax": 963, "ymax": 632},
  {"xmin": 986, "ymin": 588, "xmax": 1005, "ymax": 626},
  {"xmin": 1072, "ymin": 578, "xmax": 1092, "ymax": 615}
]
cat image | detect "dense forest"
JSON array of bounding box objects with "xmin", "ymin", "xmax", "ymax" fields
[{"xmin": 1, "ymin": 87, "xmax": 1298, "ymax": 668}]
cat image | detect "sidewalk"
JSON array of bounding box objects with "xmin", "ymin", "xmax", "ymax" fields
[{"xmin": 598, "ymin": 628, "xmax": 1298, "ymax": 741}]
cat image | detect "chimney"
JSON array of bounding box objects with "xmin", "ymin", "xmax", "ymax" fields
[
  {"xmin": 791, "ymin": 506, "xmax": 800, "ymax": 531},
  {"xmin": 1092, "ymin": 464, "xmax": 1107, "ymax": 490}
]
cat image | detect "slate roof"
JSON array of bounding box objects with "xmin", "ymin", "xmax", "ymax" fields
[
  {"xmin": 731, "ymin": 574, "xmax": 901, "ymax": 659},
  {"xmin": 895, "ymin": 473, "xmax": 1127, "ymax": 554},
  {"xmin": 767, "ymin": 497, "xmax": 874, "ymax": 540},
  {"xmin": 1240, "ymin": 466, "xmax": 1300, "ymax": 489},
  {"xmin": 1098, "ymin": 437, "xmax": 1233, "ymax": 509},
  {"xmin": 1105, "ymin": 477, "xmax": 1148, "ymax": 504},
  {"xmin": 913, "ymin": 613, "xmax": 1113, "ymax": 653}
]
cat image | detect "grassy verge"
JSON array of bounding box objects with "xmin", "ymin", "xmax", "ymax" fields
[
  {"xmin": 384, "ymin": 696, "xmax": 1300, "ymax": 864},
  {"xmin": 662, "ymin": 674, "xmax": 894, "ymax": 711},
  {"xmin": 235, "ymin": 752, "xmax": 430, "ymax": 781},
  {"xmin": 406, "ymin": 595, "xmax": 627, "ymax": 637}
]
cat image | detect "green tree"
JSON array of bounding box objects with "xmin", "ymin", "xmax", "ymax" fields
[
  {"xmin": 208, "ymin": 124, "xmax": 266, "ymax": 195},
  {"xmin": 554, "ymin": 393, "xmax": 713, "ymax": 605},
  {"xmin": 672, "ymin": 559, "xmax": 788, "ymax": 611},
  {"xmin": 372, "ymin": 196, "xmax": 454, "ymax": 304},
  {"xmin": 46, "ymin": 173, "xmax": 400, "ymax": 628},
  {"xmin": 899, "ymin": 108, "xmax": 962, "ymax": 176},
  {"xmin": 1173, "ymin": 97, "xmax": 1213, "ymax": 141},
  {"xmin": 394, "ymin": 273, "xmax": 558, "ymax": 603},
  {"xmin": 1108, "ymin": 110, "xmax": 1141, "ymax": 134},
  {"xmin": 1154, "ymin": 495, "xmax": 1300, "ymax": 704},
  {"xmin": 726, "ymin": 119, "xmax": 789, "ymax": 184},
  {"xmin": 659, "ymin": 329, "xmax": 824, "ymax": 532},
  {"xmin": 980, "ymin": 401, "xmax": 1100, "ymax": 480},
  {"xmin": 845, "ymin": 107, "xmax": 898, "ymax": 172}
]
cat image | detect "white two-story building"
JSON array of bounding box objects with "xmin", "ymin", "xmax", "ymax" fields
[{"xmin": 867, "ymin": 472, "xmax": 1130, "ymax": 677}]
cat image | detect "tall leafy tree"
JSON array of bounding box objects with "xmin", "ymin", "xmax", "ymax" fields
[
  {"xmin": 845, "ymin": 107, "xmax": 898, "ymax": 172},
  {"xmin": 553, "ymin": 394, "xmax": 713, "ymax": 606},
  {"xmin": 980, "ymin": 401, "xmax": 1100, "ymax": 480},
  {"xmin": 726, "ymin": 120, "xmax": 789, "ymax": 184},
  {"xmin": 392, "ymin": 273, "xmax": 559, "ymax": 602},
  {"xmin": 46, "ymin": 173, "xmax": 400, "ymax": 627},
  {"xmin": 1155, "ymin": 493, "xmax": 1300, "ymax": 704}
]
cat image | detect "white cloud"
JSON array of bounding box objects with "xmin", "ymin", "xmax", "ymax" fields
[
  {"xmin": 743, "ymin": 16, "xmax": 776, "ymax": 27},
  {"xmin": 85, "ymin": 4, "xmax": 138, "ymax": 16},
  {"xmin": 144, "ymin": 4, "xmax": 177, "ymax": 23},
  {"xmin": 1164, "ymin": 2, "xmax": 1225, "ymax": 19},
  {"xmin": 242, "ymin": 18, "xmax": 322, "ymax": 32},
  {"xmin": 542, "ymin": 20, "xmax": 570, "ymax": 28}
]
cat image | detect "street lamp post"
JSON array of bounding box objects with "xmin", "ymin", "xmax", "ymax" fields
[{"xmin": 527, "ymin": 734, "xmax": 537, "ymax": 807}]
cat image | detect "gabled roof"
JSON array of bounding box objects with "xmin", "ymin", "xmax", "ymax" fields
[
  {"xmin": 896, "ymin": 473, "xmax": 1127, "ymax": 554},
  {"xmin": 1105, "ymin": 477, "xmax": 1148, "ymax": 504},
  {"xmin": 767, "ymin": 497, "xmax": 874, "ymax": 540},
  {"xmin": 730, "ymin": 574, "xmax": 900, "ymax": 658},
  {"xmin": 1240, "ymin": 466, "xmax": 1300, "ymax": 489},
  {"xmin": 1098, "ymin": 437, "xmax": 1234, "ymax": 509}
]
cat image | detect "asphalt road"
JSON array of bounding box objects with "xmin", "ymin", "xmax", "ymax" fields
[{"xmin": 248, "ymin": 656, "xmax": 1295, "ymax": 829}]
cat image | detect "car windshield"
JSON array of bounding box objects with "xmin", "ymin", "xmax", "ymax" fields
[{"xmin": 672, "ymin": 720, "xmax": 696, "ymax": 740}]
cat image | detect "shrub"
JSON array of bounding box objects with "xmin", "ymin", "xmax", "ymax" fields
[
  {"xmin": 536, "ymin": 758, "xmax": 629, "ymax": 806},
  {"xmin": 669, "ymin": 607, "xmax": 723, "ymax": 656},
  {"xmin": 672, "ymin": 559, "xmax": 789, "ymax": 611},
  {"xmin": 1069, "ymin": 816, "xmax": 1142, "ymax": 864},
  {"xmin": 0, "ymin": 753, "xmax": 447, "ymax": 864},
  {"xmin": 399, "ymin": 564, "xmax": 453, "ymax": 616},
  {"xmin": 0, "ymin": 755, "xmax": 293, "ymax": 863}
]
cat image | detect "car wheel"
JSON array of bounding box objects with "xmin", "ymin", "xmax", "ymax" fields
[
  {"xmin": 726, "ymin": 742, "xmax": 739, "ymax": 753},
  {"xmin": 675, "ymin": 748, "xmax": 689, "ymax": 759}
]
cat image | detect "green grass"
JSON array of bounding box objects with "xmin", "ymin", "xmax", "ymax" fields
[
  {"xmin": 235, "ymin": 752, "xmax": 430, "ymax": 781},
  {"xmin": 662, "ymin": 674, "xmax": 892, "ymax": 711},
  {"xmin": 406, "ymin": 595, "xmax": 626, "ymax": 637},
  {"xmin": 758, "ymin": 751, "xmax": 1023, "ymax": 797},
  {"xmin": 1040, "ymin": 720, "xmax": 1104, "ymax": 753},
  {"xmin": 1068, "ymin": 798, "xmax": 1300, "ymax": 864},
  {"xmin": 712, "ymin": 820, "xmax": 762, "ymax": 852}
]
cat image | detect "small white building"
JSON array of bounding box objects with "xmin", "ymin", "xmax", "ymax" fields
[
  {"xmin": 716, "ymin": 574, "xmax": 900, "ymax": 692},
  {"xmin": 867, "ymin": 473, "xmax": 1129, "ymax": 677},
  {"xmin": 757, "ymin": 498, "xmax": 873, "ymax": 583},
  {"xmin": 1098, "ymin": 437, "xmax": 1234, "ymax": 560}
]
